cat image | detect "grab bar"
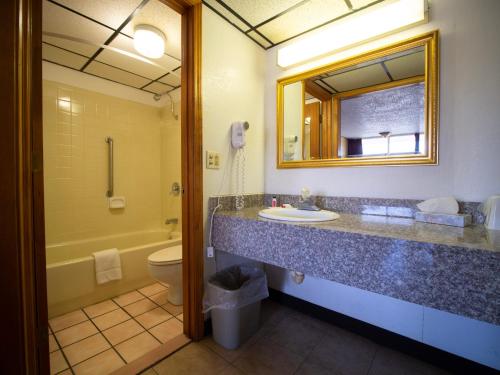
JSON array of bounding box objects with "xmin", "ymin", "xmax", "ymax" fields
[{"xmin": 106, "ymin": 137, "xmax": 113, "ymax": 197}]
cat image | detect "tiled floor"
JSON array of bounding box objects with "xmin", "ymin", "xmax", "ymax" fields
[
  {"xmin": 144, "ymin": 299, "xmax": 449, "ymax": 375},
  {"xmin": 49, "ymin": 283, "xmax": 183, "ymax": 375}
]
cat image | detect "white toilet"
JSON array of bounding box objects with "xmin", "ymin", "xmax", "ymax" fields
[{"xmin": 147, "ymin": 245, "xmax": 183, "ymax": 305}]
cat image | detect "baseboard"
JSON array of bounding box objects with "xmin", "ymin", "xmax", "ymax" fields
[{"xmin": 268, "ymin": 288, "xmax": 497, "ymax": 375}]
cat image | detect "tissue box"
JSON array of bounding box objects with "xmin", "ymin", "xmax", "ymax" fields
[{"xmin": 415, "ymin": 212, "xmax": 472, "ymax": 227}]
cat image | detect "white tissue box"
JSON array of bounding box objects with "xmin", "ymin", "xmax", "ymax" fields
[{"xmin": 415, "ymin": 212, "xmax": 472, "ymax": 227}]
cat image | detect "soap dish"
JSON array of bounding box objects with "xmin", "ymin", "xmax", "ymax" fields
[{"xmin": 415, "ymin": 212, "xmax": 471, "ymax": 227}]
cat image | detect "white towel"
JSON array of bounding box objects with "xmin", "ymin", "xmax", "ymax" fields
[
  {"xmin": 92, "ymin": 248, "xmax": 122, "ymax": 285},
  {"xmin": 417, "ymin": 197, "xmax": 459, "ymax": 214}
]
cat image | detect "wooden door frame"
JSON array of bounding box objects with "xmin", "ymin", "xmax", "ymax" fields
[{"xmin": 1, "ymin": 0, "xmax": 203, "ymax": 373}]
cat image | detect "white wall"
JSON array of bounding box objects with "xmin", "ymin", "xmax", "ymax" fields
[
  {"xmin": 201, "ymin": 5, "xmax": 266, "ymax": 276},
  {"xmin": 264, "ymin": 0, "xmax": 500, "ymax": 202}
]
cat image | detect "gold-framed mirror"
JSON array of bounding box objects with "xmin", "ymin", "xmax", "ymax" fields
[{"xmin": 277, "ymin": 31, "xmax": 439, "ymax": 168}]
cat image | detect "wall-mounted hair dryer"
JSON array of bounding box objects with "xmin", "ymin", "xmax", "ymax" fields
[{"xmin": 231, "ymin": 121, "xmax": 249, "ymax": 149}]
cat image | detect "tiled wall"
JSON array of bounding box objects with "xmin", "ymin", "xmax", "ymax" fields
[
  {"xmin": 43, "ymin": 80, "xmax": 181, "ymax": 245},
  {"xmin": 160, "ymin": 102, "xmax": 182, "ymax": 230}
]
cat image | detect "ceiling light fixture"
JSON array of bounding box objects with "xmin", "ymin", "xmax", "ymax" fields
[
  {"xmin": 133, "ymin": 24, "xmax": 166, "ymax": 59},
  {"xmin": 277, "ymin": 0, "xmax": 427, "ymax": 68}
]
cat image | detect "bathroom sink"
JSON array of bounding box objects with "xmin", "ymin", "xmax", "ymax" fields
[{"xmin": 258, "ymin": 207, "xmax": 339, "ymax": 222}]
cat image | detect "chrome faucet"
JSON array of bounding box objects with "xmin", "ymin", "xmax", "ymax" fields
[{"xmin": 297, "ymin": 187, "xmax": 320, "ymax": 211}]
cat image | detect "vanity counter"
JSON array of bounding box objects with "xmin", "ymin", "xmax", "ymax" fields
[{"xmin": 212, "ymin": 207, "xmax": 500, "ymax": 325}]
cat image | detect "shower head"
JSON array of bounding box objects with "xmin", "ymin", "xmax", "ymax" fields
[{"xmin": 154, "ymin": 91, "xmax": 178, "ymax": 120}]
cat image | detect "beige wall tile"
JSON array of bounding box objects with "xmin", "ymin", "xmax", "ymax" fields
[{"xmin": 43, "ymin": 80, "xmax": 181, "ymax": 245}]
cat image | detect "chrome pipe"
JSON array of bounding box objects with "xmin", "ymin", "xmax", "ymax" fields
[{"xmin": 106, "ymin": 137, "xmax": 114, "ymax": 197}]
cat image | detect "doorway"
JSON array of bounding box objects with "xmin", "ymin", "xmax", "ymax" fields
[{"xmin": 0, "ymin": 0, "xmax": 203, "ymax": 373}]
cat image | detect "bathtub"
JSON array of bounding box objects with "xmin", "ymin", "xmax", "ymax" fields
[{"xmin": 46, "ymin": 230, "xmax": 181, "ymax": 318}]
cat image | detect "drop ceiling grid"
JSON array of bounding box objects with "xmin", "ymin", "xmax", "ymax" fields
[
  {"xmin": 201, "ymin": 0, "xmax": 386, "ymax": 50},
  {"xmin": 42, "ymin": 0, "xmax": 181, "ymax": 96}
]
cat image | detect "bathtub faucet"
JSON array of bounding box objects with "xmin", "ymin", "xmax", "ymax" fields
[{"xmin": 165, "ymin": 218, "xmax": 178, "ymax": 225}]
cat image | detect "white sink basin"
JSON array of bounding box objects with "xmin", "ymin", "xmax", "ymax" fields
[{"xmin": 258, "ymin": 207, "xmax": 339, "ymax": 222}]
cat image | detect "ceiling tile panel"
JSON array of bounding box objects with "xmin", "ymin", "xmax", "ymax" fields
[
  {"xmin": 257, "ymin": 0, "xmax": 349, "ymax": 44},
  {"xmin": 222, "ymin": 0, "xmax": 304, "ymax": 25},
  {"xmin": 143, "ymin": 81, "xmax": 172, "ymax": 94},
  {"xmin": 324, "ymin": 63, "xmax": 390, "ymax": 92},
  {"xmin": 384, "ymin": 51, "xmax": 425, "ymax": 80},
  {"xmin": 84, "ymin": 61, "xmax": 151, "ymax": 88},
  {"xmin": 203, "ymin": 0, "xmax": 252, "ymax": 31},
  {"xmin": 43, "ymin": 1, "xmax": 114, "ymax": 57},
  {"xmin": 97, "ymin": 34, "xmax": 180, "ymax": 79},
  {"xmin": 315, "ymin": 79, "xmax": 336, "ymax": 93},
  {"xmin": 121, "ymin": 0, "xmax": 182, "ymax": 60},
  {"xmin": 158, "ymin": 71, "xmax": 181, "ymax": 87},
  {"xmin": 247, "ymin": 31, "xmax": 272, "ymax": 48},
  {"xmin": 55, "ymin": 0, "xmax": 143, "ymax": 29},
  {"xmin": 42, "ymin": 44, "xmax": 88, "ymax": 70}
]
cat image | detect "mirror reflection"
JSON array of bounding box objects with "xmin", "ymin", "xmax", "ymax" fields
[{"xmin": 279, "ymin": 32, "xmax": 438, "ymax": 168}]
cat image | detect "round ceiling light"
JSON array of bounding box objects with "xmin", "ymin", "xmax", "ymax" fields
[{"xmin": 133, "ymin": 25, "xmax": 166, "ymax": 59}]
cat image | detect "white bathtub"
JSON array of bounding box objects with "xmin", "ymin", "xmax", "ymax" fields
[{"xmin": 46, "ymin": 230, "xmax": 181, "ymax": 318}]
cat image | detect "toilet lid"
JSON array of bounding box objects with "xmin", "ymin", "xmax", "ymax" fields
[{"xmin": 148, "ymin": 245, "xmax": 182, "ymax": 265}]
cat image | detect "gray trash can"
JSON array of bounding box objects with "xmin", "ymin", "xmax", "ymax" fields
[{"xmin": 203, "ymin": 265, "xmax": 269, "ymax": 350}]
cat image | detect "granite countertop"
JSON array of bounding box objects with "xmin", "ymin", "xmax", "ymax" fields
[
  {"xmin": 213, "ymin": 207, "xmax": 500, "ymax": 324},
  {"xmin": 216, "ymin": 207, "xmax": 500, "ymax": 253}
]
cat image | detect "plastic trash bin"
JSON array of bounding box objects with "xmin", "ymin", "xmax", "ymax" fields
[{"xmin": 203, "ymin": 265, "xmax": 269, "ymax": 350}]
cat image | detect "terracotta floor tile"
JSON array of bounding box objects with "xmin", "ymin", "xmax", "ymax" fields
[
  {"xmin": 50, "ymin": 350, "xmax": 68, "ymax": 375},
  {"xmin": 177, "ymin": 313, "xmax": 183, "ymax": 322},
  {"xmin": 148, "ymin": 318, "xmax": 183, "ymax": 343},
  {"xmin": 55, "ymin": 320, "xmax": 99, "ymax": 347},
  {"xmin": 139, "ymin": 283, "xmax": 167, "ymax": 297},
  {"xmin": 102, "ymin": 319, "xmax": 144, "ymax": 346},
  {"xmin": 161, "ymin": 302, "xmax": 183, "ymax": 316},
  {"xmin": 123, "ymin": 298, "xmax": 157, "ymax": 317},
  {"xmin": 115, "ymin": 331, "xmax": 161, "ymax": 363},
  {"xmin": 49, "ymin": 310, "xmax": 88, "ymax": 332},
  {"xmin": 148, "ymin": 291, "xmax": 168, "ymax": 306},
  {"xmin": 135, "ymin": 307, "xmax": 173, "ymax": 329},
  {"xmin": 62, "ymin": 333, "xmax": 110, "ymax": 366},
  {"xmin": 83, "ymin": 299, "xmax": 119, "ymax": 318},
  {"xmin": 113, "ymin": 291, "xmax": 144, "ymax": 307},
  {"xmin": 154, "ymin": 342, "xmax": 229, "ymax": 375},
  {"xmin": 92, "ymin": 308, "xmax": 130, "ymax": 331},
  {"xmin": 72, "ymin": 349, "xmax": 125, "ymax": 375}
]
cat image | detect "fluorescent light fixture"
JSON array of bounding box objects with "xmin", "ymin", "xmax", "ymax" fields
[
  {"xmin": 133, "ymin": 25, "xmax": 166, "ymax": 59},
  {"xmin": 277, "ymin": 0, "xmax": 427, "ymax": 68}
]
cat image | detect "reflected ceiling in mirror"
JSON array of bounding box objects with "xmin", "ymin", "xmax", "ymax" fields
[{"xmin": 277, "ymin": 31, "xmax": 439, "ymax": 168}]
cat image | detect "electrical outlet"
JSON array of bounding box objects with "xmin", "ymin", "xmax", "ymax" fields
[
  {"xmin": 206, "ymin": 151, "xmax": 220, "ymax": 169},
  {"xmin": 207, "ymin": 246, "xmax": 214, "ymax": 258}
]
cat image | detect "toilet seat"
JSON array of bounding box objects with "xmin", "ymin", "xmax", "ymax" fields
[{"xmin": 148, "ymin": 245, "xmax": 182, "ymax": 265}]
